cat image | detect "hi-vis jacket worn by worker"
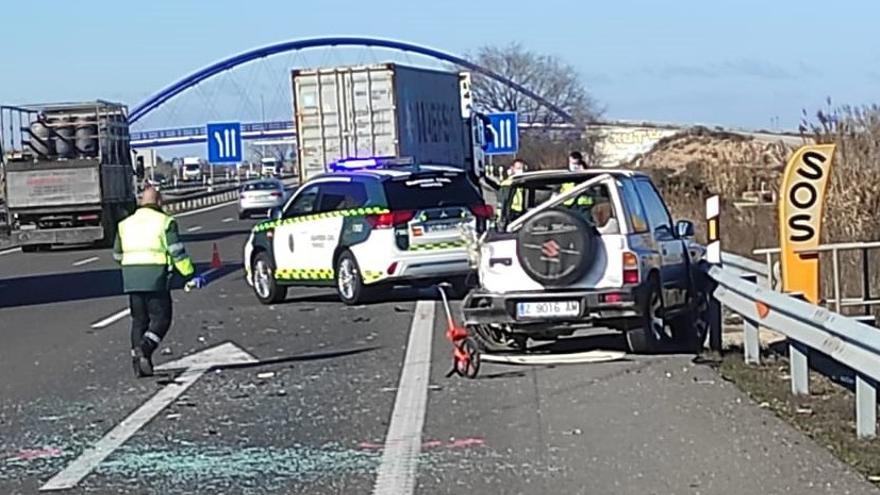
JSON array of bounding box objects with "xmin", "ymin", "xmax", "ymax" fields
[{"xmin": 113, "ymin": 205, "xmax": 195, "ymax": 292}]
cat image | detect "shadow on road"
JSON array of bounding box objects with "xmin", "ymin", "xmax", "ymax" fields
[
  {"xmin": 529, "ymin": 332, "xmax": 629, "ymax": 354},
  {"xmin": 0, "ymin": 263, "xmax": 240, "ymax": 309},
  {"xmin": 280, "ymin": 285, "xmax": 462, "ymax": 306},
  {"xmin": 154, "ymin": 345, "xmax": 380, "ymax": 383},
  {"xmin": 179, "ymin": 229, "xmax": 252, "ymax": 244}
]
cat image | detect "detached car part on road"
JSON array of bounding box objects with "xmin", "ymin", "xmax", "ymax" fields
[
  {"xmin": 462, "ymin": 170, "xmax": 709, "ymax": 354},
  {"xmin": 243, "ymin": 160, "xmax": 493, "ymax": 305}
]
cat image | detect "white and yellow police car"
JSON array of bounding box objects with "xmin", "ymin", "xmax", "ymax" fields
[{"xmin": 243, "ymin": 158, "xmax": 493, "ymax": 305}]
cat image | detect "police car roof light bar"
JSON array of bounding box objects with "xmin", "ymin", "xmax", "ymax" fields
[{"xmin": 329, "ymin": 156, "xmax": 416, "ymax": 172}]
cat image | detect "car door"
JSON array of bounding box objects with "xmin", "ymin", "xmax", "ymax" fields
[
  {"xmin": 273, "ymin": 183, "xmax": 320, "ymax": 278},
  {"xmin": 634, "ymin": 179, "xmax": 688, "ymax": 308}
]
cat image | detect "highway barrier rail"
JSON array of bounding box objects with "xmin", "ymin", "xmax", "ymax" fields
[
  {"xmin": 707, "ymin": 252, "xmax": 879, "ymax": 439},
  {"xmin": 163, "ymin": 185, "xmax": 240, "ymax": 214}
]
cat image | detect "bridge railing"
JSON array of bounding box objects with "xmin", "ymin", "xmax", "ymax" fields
[{"xmin": 706, "ymin": 253, "xmax": 880, "ymax": 439}]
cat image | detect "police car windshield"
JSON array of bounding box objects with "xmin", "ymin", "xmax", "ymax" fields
[{"xmin": 383, "ymin": 175, "xmax": 482, "ymax": 210}]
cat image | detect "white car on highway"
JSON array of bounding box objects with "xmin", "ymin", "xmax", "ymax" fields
[{"xmin": 238, "ymin": 179, "xmax": 287, "ymax": 219}]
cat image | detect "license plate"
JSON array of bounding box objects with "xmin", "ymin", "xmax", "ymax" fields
[
  {"xmin": 516, "ymin": 300, "xmax": 580, "ymax": 318},
  {"xmin": 426, "ymin": 222, "xmax": 459, "ymax": 233}
]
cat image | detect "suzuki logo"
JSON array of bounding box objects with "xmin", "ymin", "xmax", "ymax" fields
[{"xmin": 542, "ymin": 239, "xmax": 560, "ymax": 258}]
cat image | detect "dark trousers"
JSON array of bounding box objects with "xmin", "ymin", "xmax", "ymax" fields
[{"xmin": 129, "ymin": 291, "xmax": 173, "ymax": 355}]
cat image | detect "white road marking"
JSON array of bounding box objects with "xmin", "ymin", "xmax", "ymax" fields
[
  {"xmin": 372, "ymin": 300, "xmax": 435, "ymax": 495},
  {"xmin": 481, "ymin": 349, "xmax": 627, "ymax": 365},
  {"xmin": 222, "ymin": 217, "xmax": 234, "ymax": 223},
  {"xmin": 72, "ymin": 256, "xmax": 100, "ymax": 267},
  {"xmin": 0, "ymin": 247, "xmax": 21, "ymax": 256},
  {"xmin": 174, "ymin": 200, "xmax": 237, "ymax": 218},
  {"xmin": 41, "ymin": 343, "xmax": 257, "ymax": 491},
  {"xmin": 186, "ymin": 225, "xmax": 203, "ymax": 233},
  {"xmin": 90, "ymin": 309, "xmax": 130, "ymax": 329}
]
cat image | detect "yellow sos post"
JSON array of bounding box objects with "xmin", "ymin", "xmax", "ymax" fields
[{"xmin": 778, "ymin": 144, "xmax": 836, "ymax": 304}]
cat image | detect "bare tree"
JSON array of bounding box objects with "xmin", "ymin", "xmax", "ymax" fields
[{"xmin": 470, "ymin": 43, "xmax": 601, "ymax": 126}]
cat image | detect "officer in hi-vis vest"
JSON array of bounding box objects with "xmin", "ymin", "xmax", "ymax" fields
[{"xmin": 113, "ymin": 186, "xmax": 204, "ymax": 377}]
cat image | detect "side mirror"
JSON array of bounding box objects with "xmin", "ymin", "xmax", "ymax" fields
[
  {"xmin": 269, "ymin": 207, "xmax": 282, "ymax": 220},
  {"xmin": 675, "ymin": 220, "xmax": 695, "ymax": 239}
]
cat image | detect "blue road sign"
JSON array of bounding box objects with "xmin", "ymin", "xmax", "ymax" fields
[
  {"xmin": 485, "ymin": 112, "xmax": 518, "ymax": 155},
  {"xmin": 206, "ymin": 122, "xmax": 242, "ymax": 163}
]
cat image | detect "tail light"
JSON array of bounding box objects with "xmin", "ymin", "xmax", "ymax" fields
[
  {"xmin": 367, "ymin": 210, "xmax": 415, "ymax": 229},
  {"xmin": 623, "ymin": 251, "xmax": 639, "ymax": 285},
  {"xmin": 602, "ymin": 293, "xmax": 624, "ymax": 303},
  {"xmin": 77, "ymin": 214, "xmax": 99, "ymax": 221},
  {"xmin": 470, "ymin": 204, "xmax": 494, "ymax": 219},
  {"xmin": 270, "ymin": 192, "xmax": 282, "ymax": 197},
  {"xmin": 387, "ymin": 262, "xmax": 398, "ymax": 275}
]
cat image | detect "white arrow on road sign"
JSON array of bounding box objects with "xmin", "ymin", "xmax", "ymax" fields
[{"xmin": 40, "ymin": 342, "xmax": 257, "ymax": 491}]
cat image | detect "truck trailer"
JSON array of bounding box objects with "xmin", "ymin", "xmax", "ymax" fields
[
  {"xmin": 292, "ymin": 63, "xmax": 491, "ymax": 183},
  {"xmin": 0, "ymin": 101, "xmax": 138, "ymax": 251}
]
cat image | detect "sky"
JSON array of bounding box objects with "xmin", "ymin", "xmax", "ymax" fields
[{"xmin": 3, "ymin": 0, "xmax": 878, "ymax": 133}]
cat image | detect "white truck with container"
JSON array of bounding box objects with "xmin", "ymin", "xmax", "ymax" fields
[
  {"xmin": 292, "ymin": 63, "xmax": 491, "ymax": 183},
  {"xmin": 0, "ymin": 101, "xmax": 139, "ymax": 251}
]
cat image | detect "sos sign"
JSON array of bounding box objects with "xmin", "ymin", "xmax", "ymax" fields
[{"xmin": 778, "ymin": 144, "xmax": 836, "ymax": 303}]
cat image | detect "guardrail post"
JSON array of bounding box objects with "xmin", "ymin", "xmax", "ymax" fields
[
  {"xmin": 789, "ymin": 341, "xmax": 810, "ymax": 395},
  {"xmin": 706, "ymin": 195, "xmax": 723, "ymax": 353},
  {"xmin": 856, "ymin": 374, "xmax": 878, "ymax": 439},
  {"xmin": 784, "ymin": 291, "xmax": 811, "ymax": 395},
  {"xmin": 741, "ymin": 274, "xmax": 760, "ymax": 365}
]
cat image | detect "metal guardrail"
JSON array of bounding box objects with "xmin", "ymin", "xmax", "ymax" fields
[{"xmin": 704, "ymin": 257, "xmax": 879, "ymax": 439}]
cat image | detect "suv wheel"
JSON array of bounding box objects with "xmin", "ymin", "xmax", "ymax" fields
[
  {"xmin": 670, "ymin": 287, "xmax": 709, "ymax": 352},
  {"xmin": 336, "ymin": 250, "xmax": 369, "ymax": 305},
  {"xmin": 252, "ymin": 251, "xmax": 287, "ymax": 304},
  {"xmin": 626, "ymin": 279, "xmax": 664, "ymax": 354}
]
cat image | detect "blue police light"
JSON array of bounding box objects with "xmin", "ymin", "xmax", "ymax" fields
[
  {"xmin": 330, "ymin": 158, "xmax": 379, "ymax": 171},
  {"xmin": 329, "ymin": 156, "xmax": 414, "ymax": 172}
]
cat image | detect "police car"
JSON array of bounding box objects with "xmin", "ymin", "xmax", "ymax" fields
[{"xmin": 243, "ymin": 158, "xmax": 493, "ymax": 305}]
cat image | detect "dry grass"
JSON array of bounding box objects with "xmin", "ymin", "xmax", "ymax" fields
[{"xmin": 633, "ymin": 106, "xmax": 880, "ymax": 311}]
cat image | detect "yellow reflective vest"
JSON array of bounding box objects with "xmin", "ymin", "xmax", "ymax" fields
[
  {"xmin": 560, "ymin": 182, "xmax": 593, "ymax": 207},
  {"xmin": 500, "ymin": 177, "xmax": 524, "ymax": 213},
  {"xmin": 114, "ymin": 206, "xmax": 195, "ymax": 292}
]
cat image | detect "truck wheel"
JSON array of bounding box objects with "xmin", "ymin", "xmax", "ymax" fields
[
  {"xmin": 470, "ymin": 324, "xmax": 527, "ymax": 353},
  {"xmin": 626, "ymin": 278, "xmax": 664, "ymax": 354},
  {"xmin": 336, "ymin": 250, "xmax": 369, "ymax": 306},
  {"xmin": 252, "ymin": 251, "xmax": 287, "ymax": 304},
  {"xmin": 21, "ymin": 244, "xmax": 48, "ymax": 253}
]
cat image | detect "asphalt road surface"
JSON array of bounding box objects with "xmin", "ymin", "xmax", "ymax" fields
[{"xmin": 1, "ymin": 201, "xmax": 877, "ymax": 494}]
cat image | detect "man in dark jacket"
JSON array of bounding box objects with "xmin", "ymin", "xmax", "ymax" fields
[{"xmin": 113, "ymin": 186, "xmax": 202, "ymax": 377}]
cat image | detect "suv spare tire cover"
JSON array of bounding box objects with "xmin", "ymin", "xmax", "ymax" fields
[{"xmin": 516, "ymin": 208, "xmax": 595, "ymax": 286}]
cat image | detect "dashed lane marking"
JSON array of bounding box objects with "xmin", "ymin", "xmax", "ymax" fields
[
  {"xmin": 0, "ymin": 247, "xmax": 21, "ymax": 256},
  {"xmin": 72, "ymin": 256, "xmax": 100, "ymax": 267},
  {"xmin": 90, "ymin": 309, "xmax": 131, "ymax": 329},
  {"xmin": 186, "ymin": 226, "xmax": 203, "ymax": 233}
]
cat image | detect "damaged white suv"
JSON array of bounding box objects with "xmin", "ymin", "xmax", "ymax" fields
[{"xmin": 461, "ymin": 170, "xmax": 708, "ymax": 354}]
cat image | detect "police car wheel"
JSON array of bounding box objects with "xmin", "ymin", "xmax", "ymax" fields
[
  {"xmin": 252, "ymin": 251, "xmax": 286, "ymax": 304},
  {"xmin": 336, "ymin": 250, "xmax": 369, "ymax": 305}
]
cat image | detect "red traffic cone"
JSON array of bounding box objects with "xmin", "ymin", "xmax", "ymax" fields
[{"xmin": 211, "ymin": 243, "xmax": 222, "ymax": 270}]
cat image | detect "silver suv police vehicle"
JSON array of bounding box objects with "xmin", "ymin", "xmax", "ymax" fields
[
  {"xmin": 462, "ymin": 169, "xmax": 708, "ymax": 354},
  {"xmin": 243, "ymin": 159, "xmax": 493, "ymax": 305}
]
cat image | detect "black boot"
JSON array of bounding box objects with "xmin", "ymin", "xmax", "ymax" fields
[{"xmin": 132, "ymin": 347, "xmax": 154, "ymax": 378}]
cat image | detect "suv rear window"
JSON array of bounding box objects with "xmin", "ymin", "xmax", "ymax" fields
[{"xmin": 383, "ymin": 174, "xmax": 482, "ymax": 210}]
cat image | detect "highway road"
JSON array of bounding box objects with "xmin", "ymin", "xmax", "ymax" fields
[{"xmin": 1, "ymin": 201, "xmax": 877, "ymax": 494}]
